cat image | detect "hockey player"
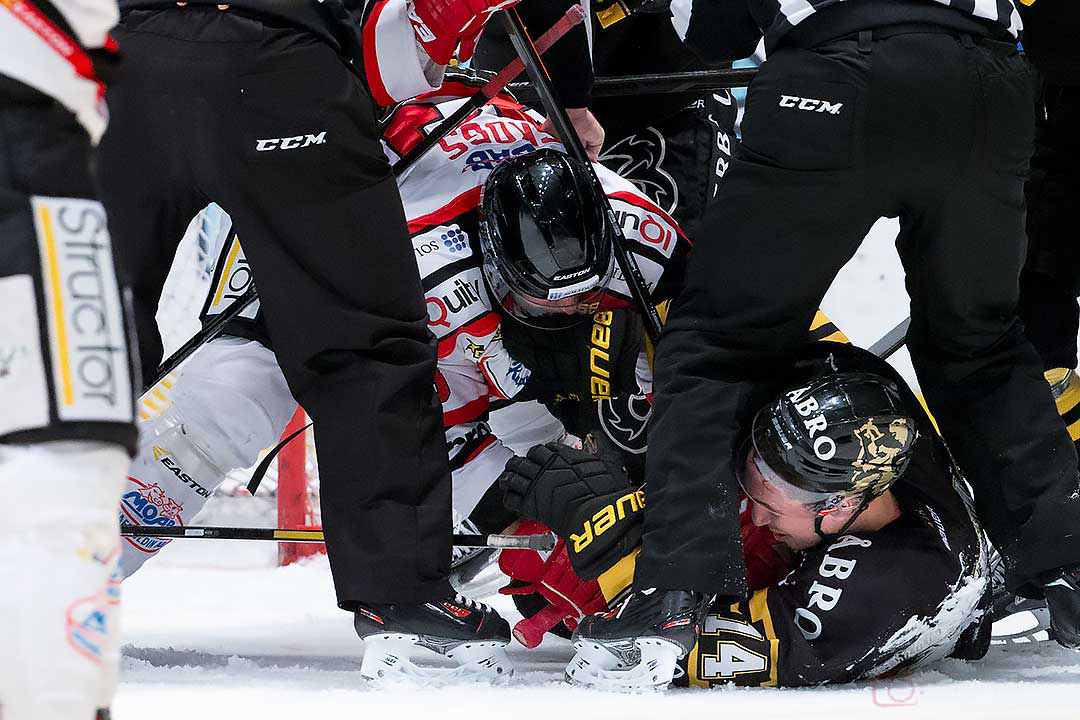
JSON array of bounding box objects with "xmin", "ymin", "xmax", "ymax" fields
[
  {"xmin": 0, "ymin": 1, "xmax": 137, "ymax": 718},
  {"xmin": 116, "ymin": 81, "xmax": 692, "ymax": 680},
  {"xmin": 499, "ymin": 343, "xmax": 992, "ymax": 688},
  {"xmin": 620, "ymin": 0, "xmax": 1080, "ymax": 680},
  {"xmin": 96, "ymin": 0, "xmax": 527, "ymax": 682}
]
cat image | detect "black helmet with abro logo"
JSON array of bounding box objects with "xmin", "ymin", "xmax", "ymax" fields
[
  {"xmin": 478, "ymin": 149, "xmax": 615, "ymax": 324},
  {"xmin": 750, "ymin": 371, "xmax": 919, "ymax": 510}
]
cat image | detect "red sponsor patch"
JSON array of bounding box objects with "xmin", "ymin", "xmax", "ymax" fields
[{"xmin": 662, "ymin": 618, "xmax": 692, "ymax": 630}]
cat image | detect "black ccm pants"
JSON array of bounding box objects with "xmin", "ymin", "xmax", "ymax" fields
[
  {"xmin": 1017, "ymin": 83, "xmax": 1080, "ymax": 373},
  {"xmin": 640, "ymin": 24, "xmax": 1080, "ymax": 598},
  {"xmin": 98, "ymin": 8, "xmax": 453, "ymax": 605}
]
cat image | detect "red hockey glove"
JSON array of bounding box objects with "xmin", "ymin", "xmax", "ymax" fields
[
  {"xmin": 406, "ymin": 0, "xmax": 519, "ymax": 65},
  {"xmin": 740, "ymin": 496, "xmax": 797, "ymax": 590},
  {"xmin": 498, "ymin": 522, "xmax": 608, "ymax": 648}
]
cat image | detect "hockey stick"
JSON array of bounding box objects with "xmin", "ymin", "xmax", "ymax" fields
[
  {"xmin": 500, "ymin": 8, "xmax": 665, "ymax": 341},
  {"xmin": 508, "ymin": 68, "xmax": 758, "ymax": 103},
  {"xmin": 119, "ymin": 525, "xmax": 555, "ymax": 551},
  {"xmin": 145, "ymin": 7, "xmax": 586, "ymax": 391},
  {"xmin": 869, "ymin": 316, "xmax": 910, "ymax": 360}
]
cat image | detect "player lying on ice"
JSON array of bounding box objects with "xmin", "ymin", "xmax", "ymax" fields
[{"xmin": 497, "ymin": 342, "xmax": 994, "ymax": 689}]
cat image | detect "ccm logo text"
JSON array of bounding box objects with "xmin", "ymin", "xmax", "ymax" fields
[
  {"xmin": 778, "ymin": 95, "xmax": 843, "ymax": 115},
  {"xmin": 255, "ymin": 132, "xmax": 327, "ymax": 152}
]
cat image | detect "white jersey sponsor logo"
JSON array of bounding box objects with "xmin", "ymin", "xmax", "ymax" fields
[{"xmin": 32, "ymin": 196, "xmax": 133, "ymax": 424}]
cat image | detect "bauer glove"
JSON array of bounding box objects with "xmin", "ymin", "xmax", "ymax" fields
[{"xmin": 499, "ymin": 442, "xmax": 644, "ymax": 579}]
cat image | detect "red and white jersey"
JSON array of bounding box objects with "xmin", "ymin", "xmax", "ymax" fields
[
  {"xmin": 0, "ymin": 0, "xmax": 117, "ymax": 142},
  {"xmin": 384, "ymin": 90, "xmax": 690, "ymax": 521}
]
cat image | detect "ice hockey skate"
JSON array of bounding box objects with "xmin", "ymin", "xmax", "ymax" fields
[
  {"xmin": 1043, "ymin": 565, "xmax": 1080, "ymax": 650},
  {"xmin": 565, "ymin": 589, "xmax": 709, "ymax": 690},
  {"xmin": 989, "ymin": 548, "xmax": 1053, "ymax": 645},
  {"xmin": 354, "ymin": 594, "xmax": 513, "ymax": 682}
]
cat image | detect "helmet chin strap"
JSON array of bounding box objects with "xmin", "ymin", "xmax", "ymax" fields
[{"xmin": 813, "ymin": 492, "xmax": 875, "ymax": 539}]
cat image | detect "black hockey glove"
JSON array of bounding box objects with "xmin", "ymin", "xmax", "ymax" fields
[
  {"xmin": 502, "ymin": 309, "xmax": 644, "ymax": 404},
  {"xmin": 499, "ymin": 442, "xmax": 644, "ymax": 579}
]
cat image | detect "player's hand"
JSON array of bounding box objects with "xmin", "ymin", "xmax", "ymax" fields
[
  {"xmin": 498, "ymin": 523, "xmax": 608, "ymax": 647},
  {"xmin": 499, "ymin": 442, "xmax": 643, "ymax": 579},
  {"xmin": 500, "ymin": 442, "xmax": 630, "ymax": 537},
  {"xmin": 407, "ymin": 0, "xmax": 519, "ymax": 65},
  {"xmin": 541, "ymin": 108, "xmax": 605, "ymax": 161}
]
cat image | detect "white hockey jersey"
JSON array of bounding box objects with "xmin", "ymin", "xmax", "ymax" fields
[
  {"xmin": 381, "ymin": 89, "xmax": 690, "ymax": 519},
  {"xmin": 194, "ymin": 88, "xmax": 691, "ymax": 525}
]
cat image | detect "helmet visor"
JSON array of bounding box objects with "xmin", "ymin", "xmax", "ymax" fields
[{"xmin": 738, "ymin": 446, "xmax": 847, "ymax": 517}]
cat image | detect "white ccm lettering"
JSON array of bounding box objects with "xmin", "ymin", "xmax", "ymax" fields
[
  {"xmin": 255, "ymin": 132, "xmax": 327, "ymax": 152},
  {"xmin": 778, "ymin": 95, "xmax": 844, "ymax": 115}
]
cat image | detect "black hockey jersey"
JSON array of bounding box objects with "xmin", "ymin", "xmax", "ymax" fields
[{"xmin": 672, "ymin": 345, "xmax": 991, "ymax": 687}]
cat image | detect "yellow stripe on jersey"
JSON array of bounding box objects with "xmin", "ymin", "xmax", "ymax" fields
[
  {"xmin": 748, "ymin": 589, "xmax": 779, "ymax": 687},
  {"xmin": 596, "ymin": 547, "xmax": 639, "ymax": 604},
  {"xmin": 1047, "ymin": 368, "xmax": 1080, "ymax": 441},
  {"xmin": 809, "ymin": 310, "xmax": 850, "ymax": 344}
]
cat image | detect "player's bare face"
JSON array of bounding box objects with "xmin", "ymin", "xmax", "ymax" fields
[{"xmin": 741, "ymin": 451, "xmax": 823, "ymax": 552}]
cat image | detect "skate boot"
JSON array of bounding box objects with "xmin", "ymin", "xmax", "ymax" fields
[
  {"xmin": 354, "ymin": 593, "xmax": 513, "ymax": 681},
  {"xmin": 566, "ymin": 588, "xmax": 711, "ymax": 690},
  {"xmin": 1043, "ymin": 565, "xmax": 1080, "ymax": 650},
  {"xmin": 988, "ymin": 547, "xmax": 1053, "ymax": 645},
  {"xmin": 990, "ymin": 593, "xmax": 1053, "ymax": 645}
]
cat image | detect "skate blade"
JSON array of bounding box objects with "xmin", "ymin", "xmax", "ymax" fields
[
  {"xmin": 565, "ymin": 637, "xmax": 683, "ymax": 691},
  {"xmin": 360, "ymin": 633, "xmax": 514, "ymax": 683},
  {"xmin": 991, "ymin": 607, "xmax": 1054, "ymax": 645}
]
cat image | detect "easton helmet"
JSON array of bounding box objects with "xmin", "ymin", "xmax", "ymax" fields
[
  {"xmin": 478, "ymin": 149, "xmax": 615, "ymax": 325},
  {"xmin": 749, "ymin": 372, "xmax": 919, "ymax": 514}
]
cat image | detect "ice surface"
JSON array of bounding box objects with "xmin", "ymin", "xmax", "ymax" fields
[
  {"xmin": 116, "ymin": 218, "xmax": 1080, "ymax": 718},
  {"xmin": 117, "ymin": 553, "xmax": 1080, "ymax": 720}
]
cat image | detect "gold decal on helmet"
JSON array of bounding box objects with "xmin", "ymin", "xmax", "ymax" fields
[{"xmin": 850, "ymin": 418, "xmax": 912, "ymax": 495}]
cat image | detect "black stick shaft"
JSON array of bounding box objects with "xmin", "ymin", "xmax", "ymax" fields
[
  {"xmin": 119, "ymin": 525, "xmax": 554, "ymax": 551},
  {"xmin": 508, "ymin": 68, "xmax": 757, "ymax": 102},
  {"xmin": 500, "ymin": 9, "xmax": 664, "ymax": 341},
  {"xmin": 869, "ymin": 316, "xmax": 911, "ymax": 360}
]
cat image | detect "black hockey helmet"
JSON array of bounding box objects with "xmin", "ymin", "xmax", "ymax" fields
[
  {"xmin": 478, "ymin": 149, "xmax": 615, "ymax": 324},
  {"xmin": 748, "ymin": 372, "xmax": 919, "ymax": 512}
]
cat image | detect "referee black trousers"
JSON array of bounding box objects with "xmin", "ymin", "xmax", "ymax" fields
[
  {"xmin": 98, "ymin": 8, "xmax": 453, "ymax": 605},
  {"xmin": 640, "ymin": 27, "xmax": 1080, "ymax": 597}
]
